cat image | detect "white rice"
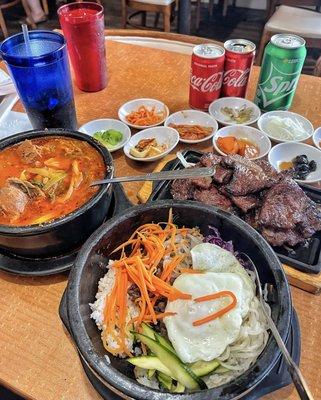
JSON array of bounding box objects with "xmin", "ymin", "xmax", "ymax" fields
[
  {"xmin": 90, "ymin": 260, "xmax": 139, "ymax": 356},
  {"xmin": 90, "ymin": 261, "xmax": 116, "ymax": 330},
  {"xmin": 135, "ymin": 368, "xmax": 159, "ymax": 389}
]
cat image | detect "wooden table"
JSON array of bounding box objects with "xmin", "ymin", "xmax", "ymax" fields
[{"xmin": 1, "ymin": 39, "xmax": 321, "ymax": 400}]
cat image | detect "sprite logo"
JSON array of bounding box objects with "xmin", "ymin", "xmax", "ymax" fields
[{"xmin": 257, "ymin": 63, "xmax": 300, "ymax": 108}]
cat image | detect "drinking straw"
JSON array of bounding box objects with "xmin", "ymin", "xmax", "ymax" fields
[{"xmin": 22, "ymin": 24, "xmax": 31, "ymax": 55}]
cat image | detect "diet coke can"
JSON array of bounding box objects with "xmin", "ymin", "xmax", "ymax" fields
[
  {"xmin": 189, "ymin": 44, "xmax": 225, "ymax": 110},
  {"xmin": 221, "ymin": 39, "xmax": 256, "ymax": 98}
]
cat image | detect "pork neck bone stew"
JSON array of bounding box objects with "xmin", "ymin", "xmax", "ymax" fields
[{"xmin": 0, "ymin": 137, "xmax": 105, "ymax": 226}]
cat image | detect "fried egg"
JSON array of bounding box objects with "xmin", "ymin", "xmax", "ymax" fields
[
  {"xmin": 164, "ymin": 244, "xmax": 255, "ymax": 363},
  {"xmin": 164, "ymin": 272, "xmax": 253, "ymax": 363},
  {"xmin": 191, "ymin": 243, "xmax": 254, "ymax": 317}
]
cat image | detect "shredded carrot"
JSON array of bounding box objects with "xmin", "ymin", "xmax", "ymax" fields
[
  {"xmin": 136, "ymin": 257, "xmax": 156, "ymax": 323},
  {"xmin": 192, "ymin": 290, "xmax": 237, "ymax": 327},
  {"xmin": 126, "ymin": 105, "xmax": 165, "ymax": 126},
  {"xmin": 161, "ymin": 255, "xmax": 184, "ymax": 282},
  {"xmin": 143, "ymin": 312, "xmax": 177, "ymax": 321},
  {"xmin": 102, "ymin": 219, "xmax": 192, "ymax": 356},
  {"xmin": 179, "ymin": 268, "xmax": 205, "ymax": 274},
  {"xmin": 118, "ymin": 269, "xmax": 128, "ymax": 354},
  {"xmin": 111, "ymin": 238, "xmax": 138, "ymax": 254}
]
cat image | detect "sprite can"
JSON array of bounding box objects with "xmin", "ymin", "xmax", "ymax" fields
[{"xmin": 254, "ymin": 33, "xmax": 306, "ymax": 111}]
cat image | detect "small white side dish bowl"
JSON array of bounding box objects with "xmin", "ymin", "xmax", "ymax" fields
[
  {"xmin": 208, "ymin": 97, "xmax": 261, "ymax": 126},
  {"xmin": 79, "ymin": 119, "xmax": 131, "ymax": 153},
  {"xmin": 118, "ymin": 98, "xmax": 169, "ymax": 130},
  {"xmin": 257, "ymin": 110, "xmax": 314, "ymax": 144},
  {"xmin": 123, "ymin": 126, "xmax": 179, "ymax": 162},
  {"xmin": 213, "ymin": 125, "xmax": 271, "ymax": 160},
  {"xmin": 268, "ymin": 142, "xmax": 321, "ymax": 183},
  {"xmin": 164, "ymin": 109, "xmax": 218, "ymax": 144},
  {"xmin": 313, "ymin": 127, "xmax": 321, "ymax": 150}
]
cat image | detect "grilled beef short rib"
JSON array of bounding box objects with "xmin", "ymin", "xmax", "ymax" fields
[
  {"xmin": 222, "ymin": 155, "xmax": 278, "ymax": 196},
  {"xmin": 258, "ymin": 179, "xmax": 307, "ymax": 230},
  {"xmin": 170, "ymin": 152, "xmax": 321, "ymax": 247},
  {"xmin": 194, "ymin": 186, "xmax": 233, "ymax": 211}
]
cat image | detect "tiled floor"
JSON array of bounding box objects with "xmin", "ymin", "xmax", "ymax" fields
[{"xmin": 2, "ymin": 1, "xmax": 319, "ymax": 74}]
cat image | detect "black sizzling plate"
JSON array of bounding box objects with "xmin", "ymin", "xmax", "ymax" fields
[
  {"xmin": 0, "ymin": 184, "xmax": 130, "ymax": 276},
  {"xmin": 58, "ymin": 290, "xmax": 301, "ymax": 400},
  {"xmin": 149, "ymin": 150, "xmax": 321, "ymax": 275}
]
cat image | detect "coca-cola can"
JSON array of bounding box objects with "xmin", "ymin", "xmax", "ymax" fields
[
  {"xmin": 221, "ymin": 39, "xmax": 256, "ymax": 98},
  {"xmin": 189, "ymin": 44, "xmax": 225, "ymax": 110}
]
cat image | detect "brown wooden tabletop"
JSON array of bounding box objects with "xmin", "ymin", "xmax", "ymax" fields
[{"xmin": 1, "ymin": 38, "xmax": 321, "ymax": 400}]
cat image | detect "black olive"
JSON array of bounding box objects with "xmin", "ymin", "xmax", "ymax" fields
[
  {"xmin": 293, "ymin": 170, "xmax": 309, "ymax": 180},
  {"xmin": 295, "ymin": 163, "xmax": 310, "ymax": 173},
  {"xmin": 293, "ymin": 155, "xmax": 309, "ymax": 165},
  {"xmin": 309, "ymin": 160, "xmax": 317, "ymax": 172}
]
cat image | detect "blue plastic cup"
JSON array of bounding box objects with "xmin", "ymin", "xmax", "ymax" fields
[{"xmin": 0, "ymin": 30, "xmax": 77, "ymax": 130}]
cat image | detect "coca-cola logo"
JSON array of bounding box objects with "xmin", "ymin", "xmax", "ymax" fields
[
  {"xmin": 190, "ymin": 72, "xmax": 223, "ymax": 93},
  {"xmin": 223, "ymin": 68, "xmax": 250, "ymax": 87}
]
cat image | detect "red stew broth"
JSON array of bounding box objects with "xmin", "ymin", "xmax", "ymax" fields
[{"xmin": 0, "ymin": 137, "xmax": 105, "ymax": 226}]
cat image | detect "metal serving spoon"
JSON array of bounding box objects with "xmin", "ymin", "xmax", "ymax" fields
[
  {"xmin": 240, "ymin": 252, "xmax": 314, "ymax": 400},
  {"xmin": 90, "ymin": 166, "xmax": 215, "ymax": 186}
]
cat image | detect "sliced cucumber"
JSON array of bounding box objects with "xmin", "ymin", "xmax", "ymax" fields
[
  {"xmin": 174, "ymin": 382, "xmax": 185, "ymax": 393},
  {"xmin": 148, "ymin": 369, "xmax": 156, "ymax": 378},
  {"xmin": 128, "ymin": 356, "xmax": 172, "ymax": 376},
  {"xmin": 141, "ymin": 323, "xmax": 156, "ymax": 340},
  {"xmin": 129, "ymin": 354, "xmax": 220, "ymax": 380},
  {"xmin": 135, "ymin": 333, "xmax": 206, "ymax": 390},
  {"xmin": 141, "ymin": 323, "xmax": 176, "ymax": 354},
  {"xmin": 154, "ymin": 331, "xmax": 176, "ymax": 354},
  {"xmin": 189, "ymin": 359, "xmax": 220, "ymax": 377},
  {"xmin": 157, "ymin": 371, "xmax": 173, "ymax": 391}
]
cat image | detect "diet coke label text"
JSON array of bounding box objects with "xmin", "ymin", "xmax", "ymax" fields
[{"xmin": 190, "ymin": 72, "xmax": 223, "ymax": 93}]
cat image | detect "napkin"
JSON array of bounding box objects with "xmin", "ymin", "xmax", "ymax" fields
[{"xmin": 0, "ymin": 69, "xmax": 16, "ymax": 96}]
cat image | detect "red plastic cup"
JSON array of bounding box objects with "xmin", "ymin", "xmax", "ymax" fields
[{"xmin": 58, "ymin": 2, "xmax": 107, "ymax": 92}]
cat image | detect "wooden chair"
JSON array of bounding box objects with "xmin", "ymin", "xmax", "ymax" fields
[
  {"xmin": 121, "ymin": 0, "xmax": 176, "ymax": 32},
  {"xmin": 0, "ymin": 0, "xmax": 36, "ymax": 37},
  {"xmin": 257, "ymin": 4, "xmax": 321, "ymax": 65},
  {"xmin": 314, "ymin": 54, "xmax": 321, "ymax": 75},
  {"xmin": 266, "ymin": 0, "xmax": 320, "ymax": 20}
]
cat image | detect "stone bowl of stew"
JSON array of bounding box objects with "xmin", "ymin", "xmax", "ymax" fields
[{"xmin": 0, "ymin": 129, "xmax": 113, "ymax": 258}]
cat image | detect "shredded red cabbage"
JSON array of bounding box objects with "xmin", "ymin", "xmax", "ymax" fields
[
  {"xmin": 205, "ymin": 226, "xmax": 234, "ymax": 252},
  {"xmin": 204, "ymin": 226, "xmax": 246, "ymax": 266}
]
